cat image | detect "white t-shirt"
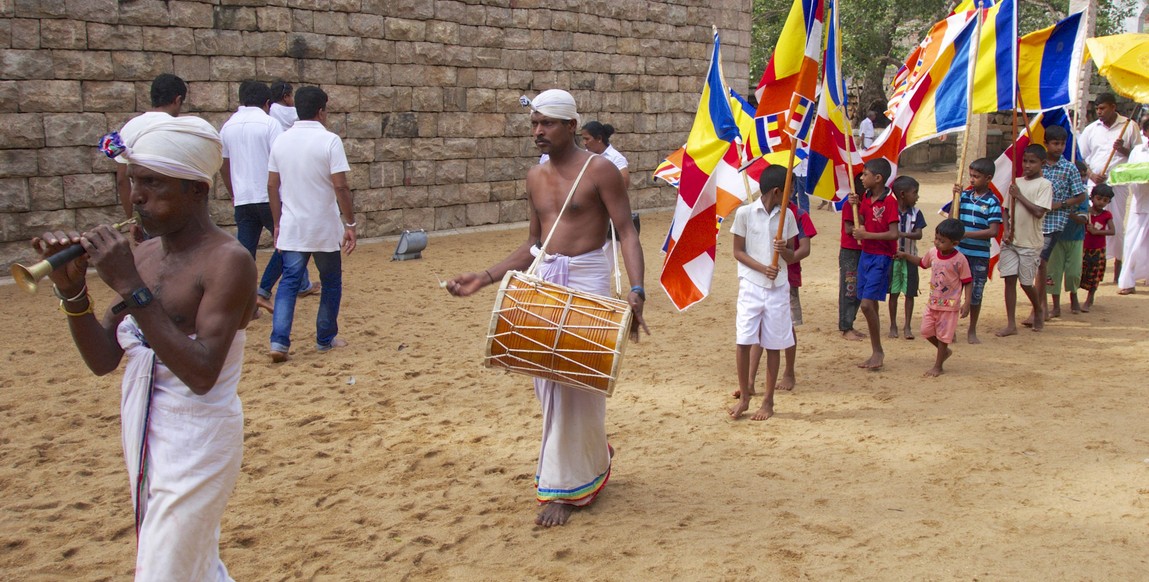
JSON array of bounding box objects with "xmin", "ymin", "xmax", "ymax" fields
[
  {"xmin": 600, "ymin": 145, "xmax": 628, "ymax": 171},
  {"xmin": 220, "ymin": 106, "xmax": 282, "ymax": 206},
  {"xmin": 267, "ymin": 121, "xmax": 351, "ymax": 252},
  {"xmin": 1008, "ymin": 176, "xmax": 1053, "ymax": 249},
  {"xmin": 730, "ymin": 200, "xmax": 799, "ymax": 289},
  {"xmin": 115, "ymin": 111, "xmax": 174, "ymax": 164},
  {"xmin": 1080, "ymin": 115, "xmax": 1141, "ymax": 177},
  {"xmin": 859, "ymin": 117, "xmax": 875, "ymax": 149},
  {"xmin": 269, "ymin": 103, "xmax": 298, "ymax": 131}
]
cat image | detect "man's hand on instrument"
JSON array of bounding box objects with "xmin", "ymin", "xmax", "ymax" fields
[
  {"xmin": 445, "ymin": 272, "xmax": 485, "ymax": 297},
  {"xmin": 627, "ymin": 291, "xmax": 649, "ymax": 343},
  {"xmin": 128, "ymin": 223, "xmax": 146, "ymax": 244},
  {"xmin": 81, "ymin": 224, "xmax": 143, "ymax": 296},
  {"xmin": 32, "ymin": 230, "xmax": 88, "ymax": 292}
]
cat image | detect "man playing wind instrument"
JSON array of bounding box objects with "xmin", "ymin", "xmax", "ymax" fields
[
  {"xmin": 33, "ymin": 116, "xmax": 256, "ymax": 581},
  {"xmin": 446, "ymin": 89, "xmax": 648, "ymax": 527}
]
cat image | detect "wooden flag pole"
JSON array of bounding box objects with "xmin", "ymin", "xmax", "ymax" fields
[
  {"xmin": 771, "ymin": 145, "xmax": 799, "ymax": 268},
  {"xmin": 1101, "ymin": 116, "xmax": 1134, "ymax": 177},
  {"xmin": 955, "ymin": 3, "xmax": 986, "ymax": 213}
]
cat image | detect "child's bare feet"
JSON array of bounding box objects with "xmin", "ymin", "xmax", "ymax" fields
[
  {"xmin": 1048, "ymin": 308, "xmax": 1059, "ymax": 319},
  {"xmin": 1081, "ymin": 299, "xmax": 1092, "ymax": 312},
  {"xmin": 777, "ymin": 374, "xmax": 796, "ymax": 391},
  {"xmin": 888, "ymin": 326, "xmax": 899, "ymax": 339},
  {"xmin": 924, "ymin": 346, "xmax": 952, "ymax": 377},
  {"xmin": 731, "ymin": 388, "xmax": 756, "ymax": 399},
  {"xmin": 1117, "ymin": 287, "xmax": 1135, "ymax": 295},
  {"xmin": 842, "ymin": 329, "xmax": 866, "ymax": 341},
  {"xmin": 858, "ymin": 352, "xmax": 884, "ymax": 370},
  {"xmin": 967, "ymin": 332, "xmax": 981, "ymax": 344},
  {"xmin": 903, "ymin": 326, "xmax": 915, "ymax": 340},
  {"xmin": 536, "ymin": 502, "xmax": 574, "ymax": 527},
  {"xmin": 1032, "ymin": 316, "xmax": 1044, "ymax": 332},
  {"xmin": 751, "ymin": 401, "xmax": 775, "ymax": 421},
  {"xmin": 995, "ymin": 325, "xmax": 1017, "ymax": 337},
  {"xmin": 729, "ymin": 398, "xmax": 751, "ymax": 420},
  {"xmin": 1021, "ymin": 315, "xmax": 1033, "ymax": 327}
]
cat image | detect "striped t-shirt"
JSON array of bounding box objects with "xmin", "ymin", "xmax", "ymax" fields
[{"xmin": 956, "ymin": 189, "xmax": 1002, "ymax": 259}]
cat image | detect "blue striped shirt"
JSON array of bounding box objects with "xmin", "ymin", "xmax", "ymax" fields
[{"xmin": 956, "ymin": 189, "xmax": 1002, "ymax": 259}]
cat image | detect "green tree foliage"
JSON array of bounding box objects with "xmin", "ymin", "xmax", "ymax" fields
[{"xmin": 749, "ymin": 0, "xmax": 1138, "ymax": 120}]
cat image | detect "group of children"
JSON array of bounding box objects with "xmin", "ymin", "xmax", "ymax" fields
[{"xmin": 729, "ymin": 127, "xmax": 1117, "ymax": 420}]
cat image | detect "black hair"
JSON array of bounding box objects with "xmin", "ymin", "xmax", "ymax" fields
[
  {"xmin": 238, "ymin": 80, "xmax": 271, "ymax": 107},
  {"xmin": 581, "ymin": 121, "xmax": 615, "ymax": 145},
  {"xmin": 969, "ymin": 157, "xmax": 995, "ymax": 178},
  {"xmin": 1044, "ymin": 125, "xmax": 1068, "ymax": 142},
  {"xmin": 1096, "ymin": 92, "xmax": 1117, "ymax": 106},
  {"xmin": 270, "ymin": 80, "xmax": 293, "ymax": 104},
  {"xmin": 936, "ymin": 218, "xmax": 965, "ymax": 242},
  {"xmin": 759, "ymin": 164, "xmax": 788, "ymax": 194},
  {"xmin": 863, "ymin": 158, "xmax": 892, "ymax": 183},
  {"xmin": 150, "ymin": 73, "xmax": 187, "ymax": 108},
  {"xmin": 294, "ymin": 86, "xmax": 327, "ymax": 120},
  {"xmin": 891, "ymin": 175, "xmax": 919, "ymax": 196},
  {"xmin": 1091, "ymin": 183, "xmax": 1115, "ymax": 199},
  {"xmin": 1023, "ymin": 144, "xmax": 1047, "ymax": 160}
]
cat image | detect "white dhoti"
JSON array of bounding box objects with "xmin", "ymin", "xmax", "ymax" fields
[
  {"xmin": 118, "ymin": 316, "xmax": 245, "ymax": 582},
  {"xmin": 1106, "ymin": 184, "xmax": 1130, "ymax": 261},
  {"xmin": 1118, "ymin": 185, "xmax": 1149, "ymax": 289},
  {"xmin": 532, "ymin": 248, "xmax": 612, "ymax": 506}
]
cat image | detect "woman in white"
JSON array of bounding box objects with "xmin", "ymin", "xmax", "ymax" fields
[{"xmin": 580, "ymin": 121, "xmax": 637, "ymax": 240}]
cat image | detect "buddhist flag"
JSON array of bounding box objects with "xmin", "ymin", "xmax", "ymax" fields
[
  {"xmin": 653, "ymin": 146, "xmax": 685, "ymax": 188},
  {"xmin": 1016, "ymin": 11, "xmax": 1086, "ymax": 112},
  {"xmin": 805, "ymin": 0, "xmax": 860, "ymax": 203},
  {"xmin": 660, "ymin": 29, "xmax": 746, "ymax": 311},
  {"xmin": 971, "ymin": 0, "xmax": 1017, "ymax": 114},
  {"xmin": 754, "ymin": 0, "xmax": 824, "ymax": 152},
  {"xmin": 887, "ymin": 10, "xmax": 978, "ymax": 118}
]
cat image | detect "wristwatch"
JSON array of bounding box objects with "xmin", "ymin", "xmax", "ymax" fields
[{"xmin": 111, "ymin": 287, "xmax": 155, "ymax": 315}]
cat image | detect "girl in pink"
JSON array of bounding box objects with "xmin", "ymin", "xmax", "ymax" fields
[{"xmin": 896, "ymin": 218, "xmax": 972, "ymax": 377}]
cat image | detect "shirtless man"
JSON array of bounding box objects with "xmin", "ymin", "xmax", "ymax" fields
[
  {"xmin": 446, "ymin": 89, "xmax": 648, "ymax": 527},
  {"xmin": 34, "ymin": 116, "xmax": 255, "ymax": 580}
]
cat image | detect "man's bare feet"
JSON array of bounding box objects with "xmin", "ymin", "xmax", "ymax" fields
[
  {"xmin": 995, "ymin": 325, "xmax": 1017, "ymax": 337},
  {"xmin": 1117, "ymin": 287, "xmax": 1135, "ymax": 295},
  {"xmin": 924, "ymin": 346, "xmax": 952, "ymax": 377},
  {"xmin": 888, "ymin": 326, "xmax": 899, "ymax": 339},
  {"xmin": 903, "ymin": 326, "xmax": 915, "ymax": 340},
  {"xmin": 842, "ymin": 329, "xmax": 866, "ymax": 341},
  {"xmin": 751, "ymin": 402, "xmax": 775, "ymax": 421},
  {"xmin": 1021, "ymin": 315, "xmax": 1033, "ymax": 327},
  {"xmin": 270, "ymin": 350, "xmax": 288, "ymax": 363},
  {"xmin": 858, "ymin": 352, "xmax": 884, "ymax": 370},
  {"xmin": 1032, "ymin": 317, "xmax": 1044, "ymax": 332},
  {"xmin": 777, "ymin": 374, "xmax": 796, "ymax": 391},
  {"xmin": 1081, "ymin": 300, "xmax": 1092, "ymax": 312},
  {"xmin": 536, "ymin": 502, "xmax": 574, "ymax": 527},
  {"xmin": 732, "ymin": 388, "xmax": 756, "ymax": 399},
  {"xmin": 729, "ymin": 398, "xmax": 751, "ymax": 420},
  {"xmin": 967, "ymin": 332, "xmax": 981, "ymax": 345}
]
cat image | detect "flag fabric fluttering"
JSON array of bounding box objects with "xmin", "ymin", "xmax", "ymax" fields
[
  {"xmin": 887, "ymin": 8, "xmax": 978, "ymax": 118},
  {"xmin": 970, "ymin": 0, "xmax": 1017, "ymax": 114},
  {"xmin": 1016, "ymin": 12, "xmax": 1086, "ymax": 112},
  {"xmin": 864, "ymin": 12, "xmax": 980, "ymax": 180},
  {"xmin": 660, "ymin": 30, "xmax": 749, "ymax": 311},
  {"xmin": 653, "ymin": 146, "xmax": 685, "ymax": 188},
  {"xmin": 729, "ymin": 89, "xmax": 790, "ymax": 167},
  {"xmin": 804, "ymin": 0, "xmax": 861, "ymax": 204},
  {"xmin": 754, "ymin": 0, "xmax": 825, "ymax": 120}
]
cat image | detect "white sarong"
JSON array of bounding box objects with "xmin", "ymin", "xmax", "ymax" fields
[
  {"xmin": 532, "ymin": 248, "xmax": 612, "ymax": 506},
  {"xmin": 1119, "ymin": 185, "xmax": 1149, "ymax": 289},
  {"xmin": 117, "ymin": 316, "xmax": 245, "ymax": 582}
]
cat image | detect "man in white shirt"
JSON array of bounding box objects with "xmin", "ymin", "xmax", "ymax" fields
[
  {"xmin": 859, "ymin": 109, "xmax": 877, "ymax": 149},
  {"xmin": 267, "ymin": 87, "xmax": 356, "ymax": 362},
  {"xmin": 220, "ymin": 81, "xmax": 311, "ymax": 311},
  {"xmin": 114, "ymin": 74, "xmax": 186, "ymax": 235},
  {"xmin": 1080, "ymin": 93, "xmax": 1142, "ymax": 281}
]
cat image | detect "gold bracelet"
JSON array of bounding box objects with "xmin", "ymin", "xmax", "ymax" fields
[{"xmin": 59, "ymin": 296, "xmax": 94, "ymax": 317}]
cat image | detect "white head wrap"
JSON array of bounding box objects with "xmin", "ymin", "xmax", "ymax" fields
[
  {"xmin": 522, "ymin": 89, "xmax": 580, "ymax": 126},
  {"xmin": 119, "ymin": 116, "xmax": 223, "ymax": 187}
]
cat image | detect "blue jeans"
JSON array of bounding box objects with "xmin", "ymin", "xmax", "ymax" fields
[
  {"xmin": 794, "ymin": 175, "xmax": 810, "ymax": 213},
  {"xmin": 234, "ymin": 203, "xmax": 311, "ymax": 298},
  {"xmin": 270, "ymin": 250, "xmax": 342, "ymax": 352}
]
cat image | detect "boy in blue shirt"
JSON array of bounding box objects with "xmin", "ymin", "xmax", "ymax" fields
[{"xmin": 950, "ymin": 158, "xmax": 1003, "ymax": 344}]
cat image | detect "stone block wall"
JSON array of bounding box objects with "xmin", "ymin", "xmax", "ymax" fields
[{"xmin": 0, "ymin": 0, "xmax": 752, "ymax": 271}]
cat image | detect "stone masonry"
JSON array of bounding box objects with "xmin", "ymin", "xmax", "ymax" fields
[{"xmin": 0, "ymin": 0, "xmax": 752, "ymax": 271}]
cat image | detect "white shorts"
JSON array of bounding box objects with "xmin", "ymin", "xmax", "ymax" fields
[
  {"xmin": 736, "ymin": 279, "xmax": 795, "ymax": 350},
  {"xmin": 998, "ymin": 244, "xmax": 1040, "ymax": 286}
]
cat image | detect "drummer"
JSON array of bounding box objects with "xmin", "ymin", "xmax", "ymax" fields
[{"xmin": 446, "ymin": 89, "xmax": 648, "ymax": 527}]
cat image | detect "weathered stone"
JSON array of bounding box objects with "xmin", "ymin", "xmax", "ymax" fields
[
  {"xmin": 324, "ymin": 36, "xmax": 360, "ymax": 61},
  {"xmin": 466, "ymin": 201, "xmax": 499, "ymax": 226},
  {"xmin": 348, "ymin": 163, "xmax": 370, "ymax": 191},
  {"xmin": 142, "ymin": 26, "xmax": 195, "ymax": 54},
  {"xmin": 425, "ymin": 20, "xmax": 457, "ymax": 44},
  {"xmin": 465, "ymin": 158, "xmax": 486, "ymax": 182},
  {"xmin": 13, "ymin": 0, "xmax": 68, "ymax": 19},
  {"xmin": 401, "ymin": 206, "xmax": 434, "ymax": 231},
  {"xmin": 344, "ymin": 114, "xmax": 382, "ymax": 140},
  {"xmin": 0, "ymin": 178, "xmax": 30, "ymax": 212},
  {"xmin": 438, "ymin": 113, "xmax": 503, "ymax": 138},
  {"xmin": 41, "ymin": 19, "xmax": 88, "ymax": 50},
  {"xmin": 385, "ymin": 18, "xmax": 425, "ymax": 42},
  {"xmin": 37, "ymin": 146, "xmax": 88, "ymax": 175},
  {"xmin": 391, "ymin": 185, "xmax": 427, "ymax": 208},
  {"xmin": 290, "ymin": 8, "xmax": 312, "ymax": 32},
  {"xmin": 411, "ymin": 86, "xmax": 442, "ymax": 112},
  {"xmin": 383, "ymin": 112, "xmax": 419, "ymax": 138},
  {"xmin": 362, "ymin": 0, "xmax": 434, "ymax": 19},
  {"xmin": 253, "ymin": 57, "xmax": 297, "ymax": 82},
  {"xmin": 173, "ymin": 54, "xmax": 211, "ymax": 82},
  {"xmin": 336, "ymin": 61, "xmax": 375, "ymax": 86},
  {"xmin": 111, "ymin": 51, "xmax": 173, "ymax": 80},
  {"xmin": 354, "ymin": 188, "xmax": 389, "ymax": 213},
  {"xmin": 86, "ymin": 23, "xmax": 142, "ymax": 51},
  {"xmin": 169, "ymin": 1, "xmax": 214, "ymax": 28},
  {"xmin": 285, "ymin": 32, "xmax": 326, "ymax": 59},
  {"xmin": 1, "ymin": 209, "xmax": 74, "ymax": 242},
  {"xmin": 434, "ymin": 204, "xmax": 466, "ymax": 230},
  {"xmin": 52, "ymin": 50, "xmax": 114, "ymax": 80},
  {"xmin": 0, "ymin": 113, "xmax": 44, "ymax": 148},
  {"xmin": 78, "ymin": 81, "xmax": 132, "ymax": 112},
  {"xmin": 119, "ymin": 0, "xmax": 170, "ymax": 26},
  {"xmin": 209, "ymin": 56, "xmax": 256, "ymax": 82},
  {"xmin": 254, "ymin": 6, "xmax": 292, "ymax": 32},
  {"xmin": 193, "ymin": 29, "xmax": 244, "ymax": 56},
  {"xmin": 361, "ymin": 208, "xmax": 401, "ymax": 237},
  {"xmin": 17, "ymin": 80, "xmax": 82, "ymax": 113},
  {"xmin": 404, "ymin": 160, "xmax": 438, "ymax": 187},
  {"xmin": 360, "ymin": 85, "xmax": 408, "ymax": 113},
  {"xmin": 43, "ymin": 113, "xmax": 104, "ymax": 147},
  {"xmin": 489, "ymin": 180, "xmax": 519, "ymax": 202},
  {"xmin": 321, "ymin": 85, "xmax": 358, "ymax": 113},
  {"xmin": 185, "ymin": 81, "xmax": 228, "ymax": 112},
  {"xmin": 65, "ymin": 0, "xmax": 117, "ymax": 23},
  {"xmin": 372, "ymin": 161, "xmax": 403, "ymax": 188},
  {"xmin": 74, "ymin": 205, "xmax": 121, "ymax": 231},
  {"xmin": 214, "ymin": 5, "xmax": 256, "ymax": 31},
  {"xmin": 62, "ymin": 172, "xmax": 113, "ymax": 208},
  {"xmin": 1, "ymin": 49, "xmax": 53, "ymax": 79},
  {"xmin": 312, "ymin": 11, "xmax": 349, "ymax": 36},
  {"xmin": 499, "ymin": 199, "xmax": 527, "ymax": 222},
  {"xmin": 28, "ymin": 176, "xmax": 65, "ymax": 211}
]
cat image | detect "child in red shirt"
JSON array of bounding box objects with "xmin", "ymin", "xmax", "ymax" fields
[{"xmin": 1079, "ymin": 184, "xmax": 1115, "ymax": 311}]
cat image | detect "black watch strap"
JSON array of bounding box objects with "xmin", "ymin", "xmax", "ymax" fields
[{"xmin": 111, "ymin": 287, "xmax": 154, "ymax": 315}]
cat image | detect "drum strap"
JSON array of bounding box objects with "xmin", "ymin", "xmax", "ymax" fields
[{"xmin": 527, "ymin": 154, "xmax": 596, "ymax": 275}]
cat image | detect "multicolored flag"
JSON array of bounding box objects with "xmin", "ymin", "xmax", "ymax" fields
[
  {"xmin": 988, "ymin": 108, "xmax": 1081, "ymax": 199},
  {"xmin": 754, "ymin": 0, "xmax": 824, "ymax": 154},
  {"xmin": 1016, "ymin": 11, "xmax": 1086, "ymax": 112},
  {"xmin": 970, "ymin": 0, "xmax": 1017, "ymax": 114},
  {"xmin": 887, "ymin": 10, "xmax": 978, "ymax": 118},
  {"xmin": 660, "ymin": 30, "xmax": 748, "ymax": 311},
  {"xmin": 653, "ymin": 146, "xmax": 685, "ymax": 188},
  {"xmin": 804, "ymin": 0, "xmax": 860, "ymax": 204}
]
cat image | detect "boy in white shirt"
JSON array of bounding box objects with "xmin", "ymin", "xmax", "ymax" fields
[
  {"xmin": 729, "ymin": 164, "xmax": 799, "ymax": 421},
  {"xmin": 997, "ymin": 144, "xmax": 1053, "ymax": 336}
]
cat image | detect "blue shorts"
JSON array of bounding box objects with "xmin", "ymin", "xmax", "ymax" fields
[
  {"xmin": 857, "ymin": 252, "xmax": 893, "ymax": 301},
  {"xmin": 966, "ymin": 255, "xmax": 989, "ymax": 306}
]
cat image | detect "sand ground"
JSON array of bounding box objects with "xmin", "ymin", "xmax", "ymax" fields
[{"xmin": 1, "ymin": 171, "xmax": 1147, "ymax": 580}]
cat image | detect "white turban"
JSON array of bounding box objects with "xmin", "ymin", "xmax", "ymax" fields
[
  {"xmin": 523, "ymin": 89, "xmax": 580, "ymax": 126},
  {"xmin": 116, "ymin": 116, "xmax": 223, "ymax": 188}
]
